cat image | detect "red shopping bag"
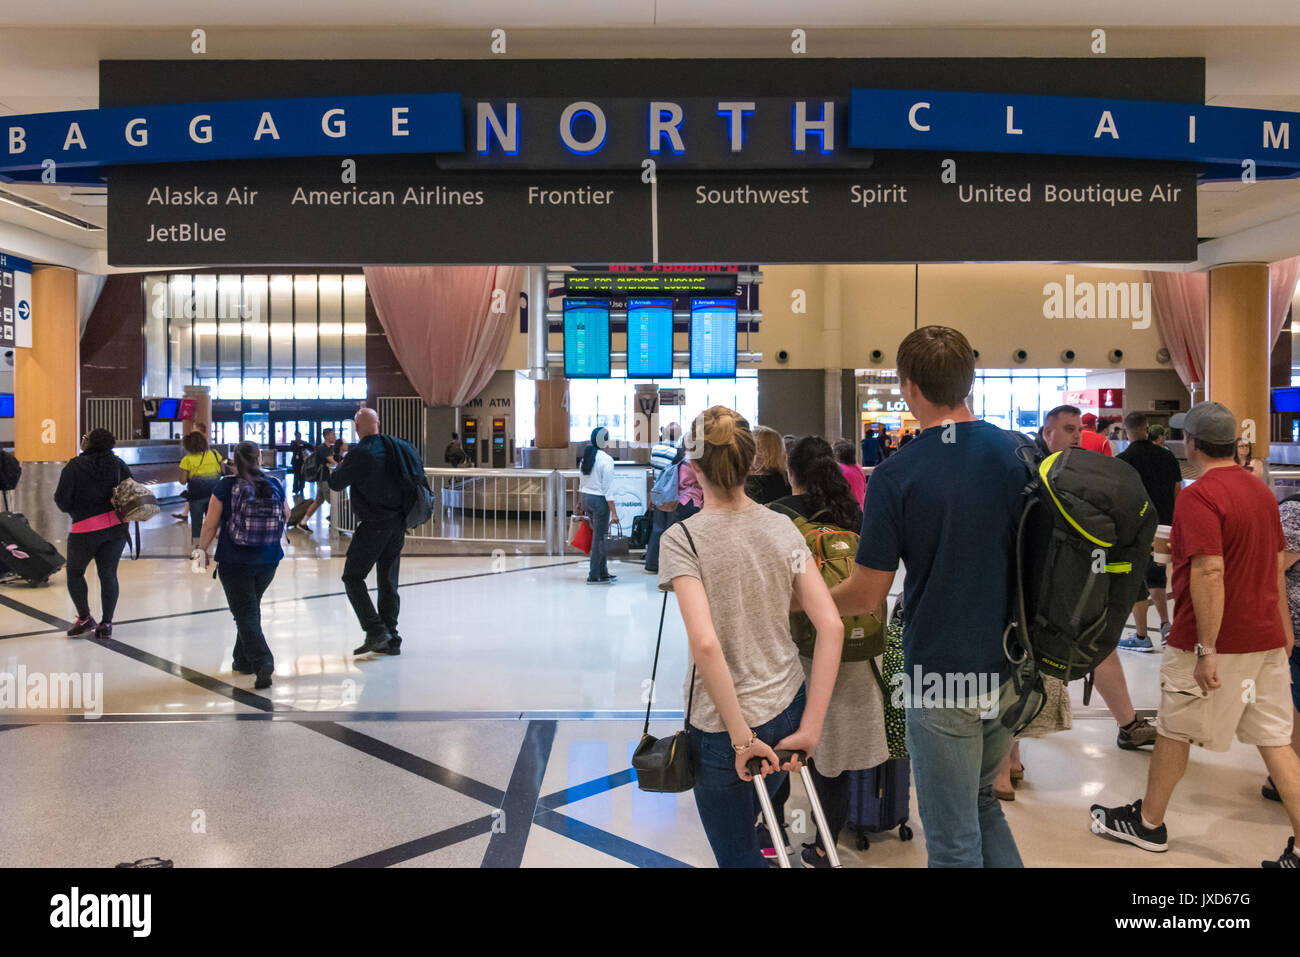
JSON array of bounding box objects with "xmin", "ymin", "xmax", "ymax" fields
[{"xmin": 569, "ymin": 516, "xmax": 593, "ymax": 555}]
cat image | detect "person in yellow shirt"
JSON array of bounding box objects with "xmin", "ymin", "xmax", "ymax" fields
[{"xmin": 179, "ymin": 430, "xmax": 225, "ymax": 548}]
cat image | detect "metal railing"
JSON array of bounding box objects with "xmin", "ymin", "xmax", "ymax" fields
[{"xmin": 330, "ymin": 467, "xmax": 603, "ymax": 555}]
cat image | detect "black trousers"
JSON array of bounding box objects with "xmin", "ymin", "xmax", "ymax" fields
[
  {"xmin": 65, "ymin": 526, "xmax": 127, "ymax": 621},
  {"xmin": 217, "ymin": 563, "xmax": 278, "ymax": 671},
  {"xmin": 342, "ymin": 518, "xmax": 406, "ymax": 638}
]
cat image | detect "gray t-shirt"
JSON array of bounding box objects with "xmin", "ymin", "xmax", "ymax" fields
[{"xmin": 658, "ymin": 504, "xmax": 811, "ymax": 734}]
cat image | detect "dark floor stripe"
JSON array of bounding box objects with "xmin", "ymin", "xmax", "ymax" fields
[
  {"xmin": 0, "ymin": 592, "xmax": 73, "ymax": 631},
  {"xmin": 537, "ymin": 768, "xmax": 637, "ymax": 811},
  {"xmin": 481, "ymin": 719, "xmax": 557, "ymax": 868},
  {"xmin": 92, "ymin": 635, "xmax": 287, "ymax": 713},
  {"xmin": 533, "ymin": 808, "xmax": 692, "ymax": 868},
  {"xmin": 302, "ymin": 720, "xmax": 506, "ymax": 808},
  {"xmin": 334, "ymin": 815, "xmax": 497, "ymax": 868}
]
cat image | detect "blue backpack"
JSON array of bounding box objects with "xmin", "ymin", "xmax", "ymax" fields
[{"xmin": 650, "ymin": 462, "xmax": 680, "ymax": 510}]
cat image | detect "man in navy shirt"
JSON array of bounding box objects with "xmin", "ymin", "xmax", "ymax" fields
[{"xmin": 832, "ymin": 325, "xmax": 1026, "ymax": 868}]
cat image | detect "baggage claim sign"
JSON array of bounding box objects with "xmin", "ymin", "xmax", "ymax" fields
[{"xmin": 8, "ymin": 58, "xmax": 1293, "ymax": 264}]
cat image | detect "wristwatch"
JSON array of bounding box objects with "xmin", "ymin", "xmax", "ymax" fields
[
  {"xmin": 731, "ymin": 729, "xmax": 756, "ymax": 754},
  {"xmin": 1194, "ymin": 643, "xmax": 1216, "ymax": 657}
]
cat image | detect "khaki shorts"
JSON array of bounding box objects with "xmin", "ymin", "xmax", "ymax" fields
[{"xmin": 1157, "ymin": 645, "xmax": 1295, "ymax": 752}]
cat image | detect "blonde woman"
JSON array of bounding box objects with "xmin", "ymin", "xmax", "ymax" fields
[
  {"xmin": 658, "ymin": 406, "xmax": 843, "ymax": 867},
  {"xmin": 744, "ymin": 425, "xmax": 792, "ymax": 504}
]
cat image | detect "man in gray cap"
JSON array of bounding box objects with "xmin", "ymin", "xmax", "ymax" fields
[{"xmin": 1090, "ymin": 402, "xmax": 1299, "ymax": 867}]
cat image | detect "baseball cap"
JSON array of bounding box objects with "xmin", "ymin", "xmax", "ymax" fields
[
  {"xmin": 1169, "ymin": 401, "xmax": 1237, "ymax": 445},
  {"xmin": 1080, "ymin": 412, "xmax": 1097, "ymax": 427}
]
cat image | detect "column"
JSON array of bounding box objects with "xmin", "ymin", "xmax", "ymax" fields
[
  {"xmin": 822, "ymin": 264, "xmax": 843, "ymax": 442},
  {"xmin": 535, "ymin": 378, "xmax": 569, "ymax": 449},
  {"xmin": 1207, "ymin": 263, "xmax": 1270, "ymax": 457},
  {"xmin": 15, "ymin": 265, "xmax": 79, "ymax": 461},
  {"xmin": 632, "ymin": 384, "xmax": 659, "ymax": 445}
]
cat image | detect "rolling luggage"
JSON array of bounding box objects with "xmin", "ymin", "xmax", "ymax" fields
[
  {"xmin": 0, "ymin": 493, "xmax": 65, "ymax": 586},
  {"xmin": 750, "ymin": 749, "xmax": 842, "ymax": 869},
  {"xmin": 286, "ymin": 498, "xmax": 312, "ymax": 530},
  {"xmin": 846, "ymin": 757, "xmax": 914, "ymax": 850}
]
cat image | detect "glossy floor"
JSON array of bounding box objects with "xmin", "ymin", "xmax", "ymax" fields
[{"xmin": 0, "ymin": 510, "xmax": 1290, "ymax": 867}]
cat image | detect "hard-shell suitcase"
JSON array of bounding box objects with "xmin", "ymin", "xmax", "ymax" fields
[
  {"xmin": 750, "ymin": 749, "xmax": 842, "ymax": 869},
  {"xmin": 0, "ymin": 502, "xmax": 65, "ymax": 586},
  {"xmin": 846, "ymin": 757, "xmax": 914, "ymax": 850}
]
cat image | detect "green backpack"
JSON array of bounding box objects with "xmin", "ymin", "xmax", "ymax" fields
[{"xmin": 769, "ymin": 503, "xmax": 885, "ymax": 662}]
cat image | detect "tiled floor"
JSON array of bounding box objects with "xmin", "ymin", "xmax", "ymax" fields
[{"xmin": 0, "ymin": 508, "xmax": 1292, "ymax": 867}]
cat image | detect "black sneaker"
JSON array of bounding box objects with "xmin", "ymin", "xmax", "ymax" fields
[
  {"xmin": 232, "ymin": 660, "xmax": 253, "ymax": 675},
  {"xmin": 254, "ymin": 663, "xmax": 274, "ymax": 690},
  {"xmin": 756, "ymin": 820, "xmax": 792, "ymax": 860},
  {"xmin": 1117, "ymin": 716, "xmax": 1157, "ymax": 750},
  {"xmin": 1263, "ymin": 777, "xmax": 1281, "ymax": 802},
  {"xmin": 353, "ymin": 630, "xmax": 393, "ymax": 655},
  {"xmin": 1263, "ymin": 836, "xmax": 1298, "ymax": 868},
  {"xmin": 800, "ymin": 842, "xmax": 832, "ymax": 869},
  {"xmin": 66, "ymin": 615, "xmax": 97, "ymax": 638},
  {"xmin": 1089, "ymin": 799, "xmax": 1169, "ymax": 852},
  {"xmin": 377, "ymin": 633, "xmax": 402, "ymax": 656},
  {"xmin": 93, "ymin": 621, "xmax": 113, "ymax": 641}
]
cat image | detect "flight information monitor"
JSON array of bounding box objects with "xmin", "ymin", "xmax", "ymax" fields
[
  {"xmin": 689, "ymin": 298, "xmax": 738, "ymax": 378},
  {"xmin": 563, "ymin": 299, "xmax": 612, "ymax": 378},
  {"xmin": 626, "ymin": 298, "xmax": 674, "ymax": 378},
  {"xmin": 157, "ymin": 397, "xmax": 180, "ymax": 420}
]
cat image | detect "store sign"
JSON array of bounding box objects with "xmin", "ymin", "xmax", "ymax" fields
[
  {"xmin": 0, "ymin": 251, "xmax": 33, "ymax": 349},
  {"xmin": 564, "ymin": 273, "xmax": 737, "ymax": 296},
  {"xmin": 1063, "ymin": 388, "xmax": 1124, "ymax": 409},
  {"xmin": 659, "ymin": 388, "xmax": 686, "ymax": 405},
  {"xmin": 850, "ymin": 89, "xmax": 1300, "ymax": 174}
]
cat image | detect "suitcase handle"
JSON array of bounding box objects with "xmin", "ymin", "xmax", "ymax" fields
[{"xmin": 745, "ymin": 749, "xmax": 806, "ymax": 775}]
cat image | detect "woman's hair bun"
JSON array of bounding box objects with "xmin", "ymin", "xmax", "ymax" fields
[{"xmin": 703, "ymin": 410, "xmax": 737, "ymax": 446}]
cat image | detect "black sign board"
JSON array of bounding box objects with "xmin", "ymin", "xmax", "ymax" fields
[{"xmin": 564, "ymin": 273, "xmax": 738, "ymax": 296}]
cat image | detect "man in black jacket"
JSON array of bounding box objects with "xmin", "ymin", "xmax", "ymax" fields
[{"xmin": 329, "ymin": 408, "xmax": 418, "ymax": 656}]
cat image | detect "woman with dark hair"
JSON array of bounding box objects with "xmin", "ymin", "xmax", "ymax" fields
[
  {"xmin": 196, "ymin": 441, "xmax": 287, "ymax": 689},
  {"xmin": 832, "ymin": 439, "xmax": 866, "ymax": 507},
  {"xmin": 54, "ymin": 428, "xmax": 132, "ymax": 639},
  {"xmin": 577, "ymin": 426, "xmax": 619, "ymax": 584},
  {"xmin": 1236, "ymin": 438, "xmax": 1267, "ymax": 482},
  {"xmin": 178, "ymin": 429, "xmax": 224, "ymax": 548},
  {"xmin": 766, "ymin": 435, "xmax": 888, "ymax": 866}
]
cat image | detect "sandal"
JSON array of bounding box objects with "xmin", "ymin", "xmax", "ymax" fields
[
  {"xmin": 1010, "ymin": 764, "xmax": 1025, "ymax": 783},
  {"xmin": 994, "ymin": 787, "xmax": 1015, "ymax": 802}
]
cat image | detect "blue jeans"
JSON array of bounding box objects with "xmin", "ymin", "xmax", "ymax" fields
[
  {"xmin": 688, "ymin": 686, "xmax": 805, "ymax": 868},
  {"xmin": 905, "ymin": 678, "xmax": 1023, "ymax": 868},
  {"xmin": 583, "ymin": 493, "xmax": 610, "ymax": 581}
]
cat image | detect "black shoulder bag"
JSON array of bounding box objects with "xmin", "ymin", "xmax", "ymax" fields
[{"xmin": 632, "ymin": 524, "xmax": 699, "ymax": 793}]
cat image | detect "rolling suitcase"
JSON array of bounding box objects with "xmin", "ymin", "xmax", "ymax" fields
[
  {"xmin": 846, "ymin": 758, "xmax": 914, "ymax": 850},
  {"xmin": 0, "ymin": 492, "xmax": 65, "ymax": 586},
  {"xmin": 285, "ymin": 498, "xmax": 312, "ymax": 530},
  {"xmin": 749, "ymin": 749, "xmax": 842, "ymax": 869}
]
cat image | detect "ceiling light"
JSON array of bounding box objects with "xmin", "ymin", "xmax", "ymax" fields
[{"xmin": 0, "ymin": 188, "xmax": 102, "ymax": 230}]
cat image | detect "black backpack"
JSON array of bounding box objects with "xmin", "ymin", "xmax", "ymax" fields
[
  {"xmin": 381, "ymin": 435, "xmax": 435, "ymax": 529},
  {"xmin": 0, "ymin": 449, "xmax": 20, "ymax": 492},
  {"xmin": 1002, "ymin": 443, "xmax": 1157, "ymax": 732}
]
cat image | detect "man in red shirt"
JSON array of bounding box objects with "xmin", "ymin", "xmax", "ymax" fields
[
  {"xmin": 1079, "ymin": 412, "xmax": 1114, "ymax": 457},
  {"xmin": 1090, "ymin": 402, "xmax": 1299, "ymax": 867}
]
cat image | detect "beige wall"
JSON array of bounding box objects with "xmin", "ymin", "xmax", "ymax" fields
[{"xmin": 494, "ymin": 262, "xmax": 1178, "ymax": 374}]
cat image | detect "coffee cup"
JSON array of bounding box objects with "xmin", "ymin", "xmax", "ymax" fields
[{"xmin": 1152, "ymin": 524, "xmax": 1172, "ymax": 564}]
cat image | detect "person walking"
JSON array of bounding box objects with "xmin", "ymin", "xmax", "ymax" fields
[
  {"xmin": 830, "ymin": 325, "xmax": 1027, "ymax": 868},
  {"xmin": 769, "ymin": 435, "xmax": 888, "ymax": 866},
  {"xmin": 296, "ymin": 428, "xmax": 338, "ymax": 530},
  {"xmin": 287, "ymin": 431, "xmax": 311, "ymax": 498},
  {"xmin": 1090, "ymin": 402, "xmax": 1300, "ymax": 868},
  {"xmin": 196, "ymin": 441, "xmax": 287, "ymax": 690},
  {"xmin": 1117, "ymin": 411, "xmax": 1182, "ymax": 652},
  {"xmin": 832, "ymin": 438, "xmax": 866, "ymax": 507},
  {"xmin": 658, "ymin": 406, "xmax": 844, "ymax": 868},
  {"xmin": 578, "ymin": 426, "xmax": 619, "ymax": 585},
  {"xmin": 178, "ymin": 429, "xmax": 224, "ymax": 550},
  {"xmin": 330, "ymin": 408, "xmax": 420, "ymax": 656},
  {"xmin": 644, "ymin": 423, "xmax": 682, "ymax": 575},
  {"xmin": 54, "ymin": 428, "xmax": 132, "ymax": 640},
  {"xmin": 860, "ymin": 428, "xmax": 883, "ymax": 467},
  {"xmin": 744, "ymin": 425, "xmax": 792, "ymax": 505}
]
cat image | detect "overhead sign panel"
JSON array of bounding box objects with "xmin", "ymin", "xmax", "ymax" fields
[
  {"xmin": 850, "ymin": 89, "xmax": 1300, "ymax": 173},
  {"xmin": 0, "ymin": 251, "xmax": 33, "ymax": 349},
  {"xmin": 564, "ymin": 273, "xmax": 737, "ymax": 296}
]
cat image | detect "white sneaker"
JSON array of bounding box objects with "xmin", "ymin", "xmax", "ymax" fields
[{"xmin": 1158, "ymin": 622, "xmax": 1171, "ymax": 644}]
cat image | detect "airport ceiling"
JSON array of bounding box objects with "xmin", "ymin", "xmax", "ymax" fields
[{"xmin": 2, "ymin": 2, "xmax": 1300, "ymax": 270}]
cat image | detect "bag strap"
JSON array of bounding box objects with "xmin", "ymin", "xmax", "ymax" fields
[
  {"xmin": 130, "ymin": 521, "xmax": 141, "ymax": 561},
  {"xmin": 869, "ymin": 657, "xmax": 887, "ymax": 697},
  {"xmin": 643, "ymin": 589, "xmax": 670, "ymax": 735},
  {"xmin": 679, "ymin": 522, "xmax": 700, "ymax": 728},
  {"xmin": 1, "ymin": 489, "xmax": 7, "ymax": 513}
]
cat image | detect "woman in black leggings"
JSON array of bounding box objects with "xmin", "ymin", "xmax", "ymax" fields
[{"xmin": 54, "ymin": 428, "xmax": 132, "ymax": 639}]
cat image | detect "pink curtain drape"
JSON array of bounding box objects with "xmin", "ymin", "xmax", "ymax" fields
[
  {"xmin": 1269, "ymin": 255, "xmax": 1300, "ymax": 348},
  {"xmin": 1146, "ymin": 270, "xmax": 1207, "ymax": 388},
  {"xmin": 363, "ymin": 266, "xmax": 525, "ymax": 407}
]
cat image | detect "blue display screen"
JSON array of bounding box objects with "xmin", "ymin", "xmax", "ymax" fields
[
  {"xmin": 1273, "ymin": 387, "xmax": 1300, "ymax": 412},
  {"xmin": 626, "ymin": 298, "xmax": 674, "ymax": 378},
  {"xmin": 689, "ymin": 298, "xmax": 738, "ymax": 378},
  {"xmin": 563, "ymin": 299, "xmax": 611, "ymax": 378},
  {"xmin": 0, "ymin": 393, "xmax": 12, "ymax": 418},
  {"xmin": 157, "ymin": 397, "xmax": 180, "ymax": 420}
]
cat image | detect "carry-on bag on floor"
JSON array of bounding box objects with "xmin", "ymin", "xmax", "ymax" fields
[
  {"xmin": 846, "ymin": 758, "xmax": 914, "ymax": 850},
  {"xmin": 0, "ymin": 492, "xmax": 65, "ymax": 586},
  {"xmin": 749, "ymin": 749, "xmax": 842, "ymax": 869},
  {"xmin": 286, "ymin": 498, "xmax": 312, "ymax": 530}
]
